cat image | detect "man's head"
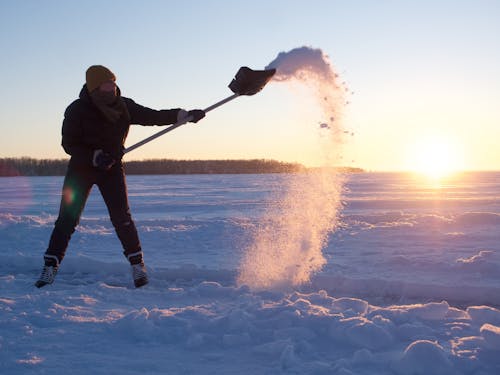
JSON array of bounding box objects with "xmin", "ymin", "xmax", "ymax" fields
[
  {"xmin": 86, "ymin": 65, "xmax": 116, "ymax": 93},
  {"xmin": 86, "ymin": 65, "xmax": 118, "ymax": 105}
]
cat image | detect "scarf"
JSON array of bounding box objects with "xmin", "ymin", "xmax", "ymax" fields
[{"xmin": 90, "ymin": 90, "xmax": 129, "ymax": 124}]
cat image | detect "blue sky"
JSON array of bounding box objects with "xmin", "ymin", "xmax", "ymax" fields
[{"xmin": 1, "ymin": 0, "xmax": 499, "ymax": 171}]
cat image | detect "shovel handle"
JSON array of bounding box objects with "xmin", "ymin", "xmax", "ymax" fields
[
  {"xmin": 203, "ymin": 93, "xmax": 239, "ymax": 112},
  {"xmin": 123, "ymin": 93, "xmax": 239, "ymax": 155}
]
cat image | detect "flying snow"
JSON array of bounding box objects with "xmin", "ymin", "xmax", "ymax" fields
[{"xmin": 238, "ymin": 47, "xmax": 347, "ymax": 290}]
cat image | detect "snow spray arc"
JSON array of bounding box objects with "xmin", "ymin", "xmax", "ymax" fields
[{"xmin": 237, "ymin": 47, "xmax": 348, "ymax": 291}]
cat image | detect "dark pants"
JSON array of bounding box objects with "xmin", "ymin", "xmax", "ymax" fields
[{"xmin": 45, "ymin": 159, "xmax": 141, "ymax": 263}]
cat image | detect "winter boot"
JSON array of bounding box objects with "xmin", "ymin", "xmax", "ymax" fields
[
  {"xmin": 127, "ymin": 251, "xmax": 148, "ymax": 288},
  {"xmin": 35, "ymin": 255, "xmax": 59, "ymax": 288}
]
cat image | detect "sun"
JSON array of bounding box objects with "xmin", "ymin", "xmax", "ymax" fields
[{"xmin": 407, "ymin": 136, "xmax": 463, "ymax": 179}]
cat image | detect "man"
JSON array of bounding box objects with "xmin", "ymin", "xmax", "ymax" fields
[{"xmin": 35, "ymin": 65, "xmax": 205, "ymax": 288}]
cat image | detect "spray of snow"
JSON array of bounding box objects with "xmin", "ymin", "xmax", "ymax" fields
[{"xmin": 237, "ymin": 47, "xmax": 347, "ymax": 290}]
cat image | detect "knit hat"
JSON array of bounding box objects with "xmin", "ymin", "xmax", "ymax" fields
[{"xmin": 85, "ymin": 65, "xmax": 116, "ymax": 92}]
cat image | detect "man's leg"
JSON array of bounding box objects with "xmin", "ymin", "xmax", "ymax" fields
[
  {"xmin": 97, "ymin": 164, "xmax": 147, "ymax": 287},
  {"xmin": 36, "ymin": 163, "xmax": 94, "ymax": 287}
]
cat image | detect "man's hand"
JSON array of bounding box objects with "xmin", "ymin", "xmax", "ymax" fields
[
  {"xmin": 92, "ymin": 149, "xmax": 116, "ymax": 171},
  {"xmin": 187, "ymin": 109, "xmax": 205, "ymax": 123},
  {"xmin": 177, "ymin": 109, "xmax": 206, "ymax": 124}
]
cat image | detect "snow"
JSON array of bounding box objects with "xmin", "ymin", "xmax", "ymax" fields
[
  {"xmin": 394, "ymin": 340, "xmax": 453, "ymax": 375},
  {"xmin": 1, "ymin": 172, "xmax": 500, "ymax": 374},
  {"xmin": 239, "ymin": 47, "xmax": 346, "ymax": 291}
]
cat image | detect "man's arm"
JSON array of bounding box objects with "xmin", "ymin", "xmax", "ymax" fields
[
  {"xmin": 124, "ymin": 97, "xmax": 181, "ymax": 126},
  {"xmin": 61, "ymin": 104, "xmax": 93, "ymax": 164}
]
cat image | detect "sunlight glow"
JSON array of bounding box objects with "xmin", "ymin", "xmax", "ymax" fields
[{"xmin": 407, "ymin": 136, "xmax": 464, "ymax": 180}]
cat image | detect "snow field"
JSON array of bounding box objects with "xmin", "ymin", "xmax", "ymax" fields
[
  {"xmin": 1, "ymin": 268, "xmax": 499, "ymax": 374},
  {"xmin": 1, "ymin": 172, "xmax": 499, "ymax": 374}
]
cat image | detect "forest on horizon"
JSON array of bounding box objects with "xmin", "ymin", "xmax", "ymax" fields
[{"xmin": 0, "ymin": 157, "xmax": 363, "ymax": 176}]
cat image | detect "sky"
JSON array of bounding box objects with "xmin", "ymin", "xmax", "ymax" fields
[{"xmin": 0, "ymin": 0, "xmax": 499, "ymax": 171}]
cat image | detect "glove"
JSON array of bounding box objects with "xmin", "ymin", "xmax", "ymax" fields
[
  {"xmin": 92, "ymin": 149, "xmax": 116, "ymax": 171},
  {"xmin": 187, "ymin": 109, "xmax": 205, "ymax": 123},
  {"xmin": 177, "ymin": 109, "xmax": 205, "ymax": 124}
]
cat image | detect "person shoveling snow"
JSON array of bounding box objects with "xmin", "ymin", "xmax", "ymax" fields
[
  {"xmin": 35, "ymin": 65, "xmax": 205, "ymax": 288},
  {"xmin": 35, "ymin": 64, "xmax": 275, "ymax": 289}
]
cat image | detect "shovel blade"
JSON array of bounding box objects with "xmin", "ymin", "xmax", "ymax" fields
[{"xmin": 228, "ymin": 66, "xmax": 276, "ymax": 96}]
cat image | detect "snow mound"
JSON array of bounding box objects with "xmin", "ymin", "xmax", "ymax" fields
[
  {"xmin": 394, "ymin": 340, "xmax": 453, "ymax": 375},
  {"xmin": 456, "ymin": 250, "xmax": 500, "ymax": 275},
  {"xmin": 480, "ymin": 324, "xmax": 500, "ymax": 350},
  {"xmin": 467, "ymin": 305, "xmax": 500, "ymax": 327}
]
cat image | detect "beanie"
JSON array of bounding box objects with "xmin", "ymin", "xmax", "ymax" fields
[{"xmin": 85, "ymin": 65, "xmax": 116, "ymax": 92}]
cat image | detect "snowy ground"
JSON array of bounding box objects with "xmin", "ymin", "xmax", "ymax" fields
[{"xmin": 1, "ymin": 172, "xmax": 499, "ymax": 374}]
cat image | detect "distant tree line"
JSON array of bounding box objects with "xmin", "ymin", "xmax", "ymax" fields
[
  {"xmin": 124, "ymin": 159, "xmax": 306, "ymax": 175},
  {"xmin": 0, "ymin": 158, "xmax": 68, "ymax": 176},
  {"xmin": 0, "ymin": 157, "xmax": 308, "ymax": 176}
]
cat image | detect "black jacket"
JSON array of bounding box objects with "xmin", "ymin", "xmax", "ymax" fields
[{"xmin": 62, "ymin": 85, "xmax": 181, "ymax": 164}]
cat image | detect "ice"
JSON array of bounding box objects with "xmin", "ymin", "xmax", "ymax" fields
[{"xmin": 0, "ymin": 172, "xmax": 499, "ymax": 373}]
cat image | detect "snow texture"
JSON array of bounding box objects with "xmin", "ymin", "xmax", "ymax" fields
[{"xmin": 1, "ymin": 172, "xmax": 500, "ymax": 374}]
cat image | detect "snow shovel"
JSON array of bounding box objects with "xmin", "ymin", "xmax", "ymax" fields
[{"xmin": 123, "ymin": 66, "xmax": 276, "ymax": 154}]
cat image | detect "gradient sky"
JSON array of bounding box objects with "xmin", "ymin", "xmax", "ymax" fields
[{"xmin": 1, "ymin": 0, "xmax": 499, "ymax": 171}]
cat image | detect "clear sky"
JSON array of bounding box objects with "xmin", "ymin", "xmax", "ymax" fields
[{"xmin": 1, "ymin": 0, "xmax": 499, "ymax": 171}]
